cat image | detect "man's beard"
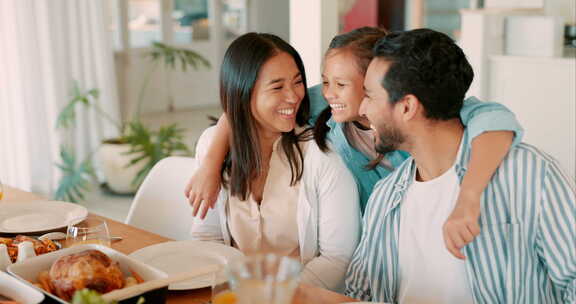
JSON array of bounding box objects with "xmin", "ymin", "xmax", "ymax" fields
[{"xmin": 374, "ymin": 124, "xmax": 405, "ymax": 155}]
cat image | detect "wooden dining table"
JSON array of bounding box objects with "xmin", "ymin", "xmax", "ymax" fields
[{"xmin": 1, "ymin": 185, "xmax": 358, "ymax": 304}]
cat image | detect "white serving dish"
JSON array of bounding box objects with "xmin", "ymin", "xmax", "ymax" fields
[
  {"xmin": 7, "ymin": 244, "xmax": 168, "ymax": 304},
  {"xmin": 0, "ymin": 270, "xmax": 44, "ymax": 304}
]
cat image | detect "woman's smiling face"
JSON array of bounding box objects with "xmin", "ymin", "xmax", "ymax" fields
[
  {"xmin": 322, "ymin": 50, "xmax": 367, "ymax": 124},
  {"xmin": 250, "ymin": 51, "xmax": 305, "ymax": 136}
]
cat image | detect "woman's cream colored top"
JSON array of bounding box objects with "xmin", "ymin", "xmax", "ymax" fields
[{"xmin": 226, "ymin": 138, "xmax": 307, "ymax": 259}]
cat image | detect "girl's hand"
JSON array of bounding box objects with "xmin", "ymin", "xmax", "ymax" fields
[
  {"xmin": 185, "ymin": 164, "xmax": 222, "ymax": 219},
  {"xmin": 442, "ymin": 190, "xmax": 481, "ymax": 259}
]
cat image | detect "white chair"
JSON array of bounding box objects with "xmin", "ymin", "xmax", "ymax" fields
[{"xmin": 125, "ymin": 156, "xmax": 197, "ymax": 240}]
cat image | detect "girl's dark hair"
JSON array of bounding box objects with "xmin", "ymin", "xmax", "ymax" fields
[
  {"xmin": 220, "ymin": 32, "xmax": 312, "ymax": 200},
  {"xmin": 314, "ymin": 27, "xmax": 387, "ymax": 168}
]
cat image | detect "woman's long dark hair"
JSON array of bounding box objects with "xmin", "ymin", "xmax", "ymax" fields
[
  {"xmin": 220, "ymin": 33, "xmax": 312, "ymax": 200},
  {"xmin": 313, "ymin": 27, "xmax": 388, "ymax": 169}
]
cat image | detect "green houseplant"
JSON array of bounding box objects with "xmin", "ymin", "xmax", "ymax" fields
[{"xmin": 55, "ymin": 42, "xmax": 210, "ymax": 202}]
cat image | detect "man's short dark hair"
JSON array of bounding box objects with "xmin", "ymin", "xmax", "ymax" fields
[{"xmin": 372, "ymin": 28, "xmax": 474, "ymax": 120}]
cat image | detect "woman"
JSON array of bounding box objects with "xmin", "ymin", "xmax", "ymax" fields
[
  {"xmin": 190, "ymin": 33, "xmax": 361, "ymax": 292},
  {"xmin": 187, "ymin": 27, "xmax": 523, "ymax": 259}
]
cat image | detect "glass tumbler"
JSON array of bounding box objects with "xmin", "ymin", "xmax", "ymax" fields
[
  {"xmin": 66, "ymin": 216, "xmax": 111, "ymax": 248},
  {"xmin": 212, "ymin": 264, "xmax": 237, "ymax": 304},
  {"xmin": 227, "ymin": 254, "xmax": 302, "ymax": 304}
]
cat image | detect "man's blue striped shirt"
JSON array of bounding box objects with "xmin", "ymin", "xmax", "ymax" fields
[{"xmin": 345, "ymin": 133, "xmax": 575, "ymax": 303}]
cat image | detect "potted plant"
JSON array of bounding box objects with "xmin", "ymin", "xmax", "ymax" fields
[{"xmin": 55, "ymin": 42, "xmax": 210, "ymax": 202}]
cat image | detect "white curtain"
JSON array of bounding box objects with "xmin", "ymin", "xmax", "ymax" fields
[{"xmin": 0, "ymin": 0, "xmax": 120, "ymax": 195}]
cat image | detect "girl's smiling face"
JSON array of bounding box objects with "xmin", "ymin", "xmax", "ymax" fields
[{"xmin": 322, "ymin": 50, "xmax": 368, "ymax": 125}]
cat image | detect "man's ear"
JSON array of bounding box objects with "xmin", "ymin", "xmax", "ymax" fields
[{"xmin": 397, "ymin": 94, "xmax": 420, "ymax": 122}]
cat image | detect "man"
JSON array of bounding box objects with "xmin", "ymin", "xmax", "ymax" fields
[{"xmin": 345, "ymin": 28, "xmax": 575, "ymax": 303}]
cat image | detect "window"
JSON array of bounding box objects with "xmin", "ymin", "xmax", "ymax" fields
[
  {"xmin": 108, "ymin": 0, "xmax": 248, "ymax": 50},
  {"xmin": 107, "ymin": 0, "xmax": 122, "ymax": 49},
  {"xmin": 222, "ymin": 0, "xmax": 247, "ymax": 40},
  {"xmin": 128, "ymin": 0, "xmax": 161, "ymax": 48},
  {"xmin": 173, "ymin": 0, "xmax": 210, "ymax": 43},
  {"xmin": 424, "ymin": 0, "xmax": 469, "ymax": 39}
]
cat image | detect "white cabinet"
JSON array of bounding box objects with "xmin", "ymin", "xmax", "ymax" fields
[
  {"xmin": 488, "ymin": 55, "xmax": 576, "ymax": 178},
  {"xmin": 460, "ymin": 7, "xmax": 575, "ymax": 178}
]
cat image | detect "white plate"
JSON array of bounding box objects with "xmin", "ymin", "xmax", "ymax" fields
[
  {"xmin": 0, "ymin": 270, "xmax": 44, "ymax": 304},
  {"xmin": 129, "ymin": 240, "xmax": 244, "ymax": 290},
  {"xmin": 0, "ymin": 201, "xmax": 88, "ymax": 233}
]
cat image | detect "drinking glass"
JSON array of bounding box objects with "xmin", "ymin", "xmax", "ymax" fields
[
  {"xmin": 227, "ymin": 254, "xmax": 302, "ymax": 304},
  {"xmin": 212, "ymin": 265, "xmax": 237, "ymax": 304},
  {"xmin": 65, "ymin": 216, "xmax": 111, "ymax": 247}
]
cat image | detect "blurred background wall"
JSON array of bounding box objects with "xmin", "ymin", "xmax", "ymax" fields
[
  {"xmin": 1, "ymin": 0, "xmax": 573, "ymax": 204},
  {"xmin": 110, "ymin": 0, "xmax": 572, "ymax": 177}
]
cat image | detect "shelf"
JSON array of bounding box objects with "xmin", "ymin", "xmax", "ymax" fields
[{"xmin": 490, "ymin": 50, "xmax": 576, "ymax": 64}]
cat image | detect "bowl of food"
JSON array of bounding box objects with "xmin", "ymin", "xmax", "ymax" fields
[
  {"xmin": 6, "ymin": 244, "xmax": 168, "ymax": 304},
  {"xmin": 0, "ymin": 270, "xmax": 44, "ymax": 304},
  {"xmin": 0, "ymin": 235, "xmax": 60, "ymax": 267}
]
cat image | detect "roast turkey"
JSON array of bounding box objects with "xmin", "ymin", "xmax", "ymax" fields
[{"xmin": 49, "ymin": 249, "xmax": 124, "ymax": 301}]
